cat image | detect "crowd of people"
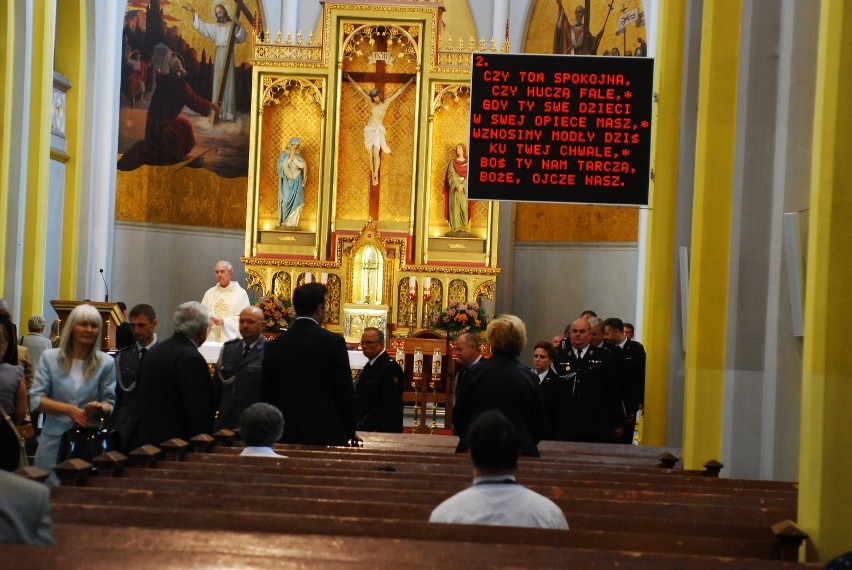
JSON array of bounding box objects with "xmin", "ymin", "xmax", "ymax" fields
[{"xmin": 0, "ymin": 259, "xmax": 646, "ymax": 543}]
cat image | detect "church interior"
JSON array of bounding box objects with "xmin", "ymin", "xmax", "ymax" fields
[{"xmin": 0, "ymin": 0, "xmax": 850, "ymax": 563}]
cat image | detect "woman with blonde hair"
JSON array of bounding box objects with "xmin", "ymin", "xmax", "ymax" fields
[
  {"xmin": 30, "ymin": 304, "xmax": 116, "ymax": 484},
  {"xmin": 453, "ymin": 314, "xmax": 546, "ymax": 457}
]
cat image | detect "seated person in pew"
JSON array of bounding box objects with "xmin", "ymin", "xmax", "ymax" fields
[
  {"xmin": 0, "ymin": 470, "xmax": 55, "ymax": 545},
  {"xmin": 429, "ymin": 410, "xmax": 568, "ymax": 530},
  {"xmin": 239, "ymin": 402, "xmax": 287, "ymax": 458}
]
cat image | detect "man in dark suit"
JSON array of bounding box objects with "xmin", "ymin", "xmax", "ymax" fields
[
  {"xmin": 587, "ymin": 316, "xmax": 615, "ymax": 351},
  {"xmin": 531, "ymin": 340, "xmax": 573, "ymax": 441},
  {"xmin": 261, "ymin": 283, "xmax": 358, "ymax": 446},
  {"xmin": 125, "ymin": 301, "xmax": 215, "ymax": 450},
  {"xmin": 451, "ymin": 332, "xmax": 483, "ymax": 437},
  {"xmin": 0, "ymin": 470, "xmax": 54, "ymax": 545},
  {"xmin": 604, "ymin": 317, "xmax": 646, "ymax": 443},
  {"xmin": 111, "ymin": 303, "xmax": 158, "ymax": 452},
  {"xmin": 215, "ymin": 306, "xmax": 266, "ymax": 430},
  {"xmin": 354, "ymin": 327, "xmax": 404, "ymax": 432},
  {"xmin": 556, "ymin": 317, "xmax": 624, "ymax": 443}
]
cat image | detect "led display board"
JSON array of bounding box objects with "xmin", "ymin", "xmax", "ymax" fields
[{"xmin": 468, "ymin": 52, "xmax": 654, "ymax": 206}]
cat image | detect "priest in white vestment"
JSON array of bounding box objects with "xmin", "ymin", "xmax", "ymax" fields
[
  {"xmin": 184, "ymin": 2, "xmax": 247, "ymax": 121},
  {"xmin": 201, "ymin": 260, "xmax": 251, "ymax": 342}
]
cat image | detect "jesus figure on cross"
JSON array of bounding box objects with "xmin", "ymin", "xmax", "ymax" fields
[{"xmin": 345, "ymin": 73, "xmax": 416, "ymax": 185}]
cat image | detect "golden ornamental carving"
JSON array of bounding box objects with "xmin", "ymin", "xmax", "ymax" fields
[
  {"xmin": 260, "ymin": 77, "xmax": 324, "ymax": 114},
  {"xmin": 474, "ymin": 280, "xmax": 496, "ymax": 301},
  {"xmin": 341, "ymin": 23, "xmax": 421, "ymax": 67},
  {"xmin": 431, "ymin": 84, "xmax": 470, "ymax": 115},
  {"xmin": 273, "ymin": 271, "xmax": 291, "ymax": 299},
  {"xmin": 242, "ymin": 257, "xmax": 340, "ymax": 269},
  {"xmin": 243, "ymin": 3, "xmax": 502, "ymax": 320},
  {"xmin": 245, "ymin": 270, "xmax": 264, "ymax": 291},
  {"xmin": 447, "ymin": 279, "xmax": 468, "ymax": 304},
  {"xmin": 253, "ymin": 44, "xmax": 323, "ymax": 64},
  {"xmin": 434, "ymin": 33, "xmax": 509, "ymax": 71}
]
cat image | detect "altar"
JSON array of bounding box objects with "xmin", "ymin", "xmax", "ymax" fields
[{"xmin": 240, "ymin": 1, "xmax": 504, "ymax": 340}]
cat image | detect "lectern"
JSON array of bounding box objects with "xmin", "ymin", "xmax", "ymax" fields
[{"xmin": 49, "ymin": 301, "xmax": 125, "ymax": 351}]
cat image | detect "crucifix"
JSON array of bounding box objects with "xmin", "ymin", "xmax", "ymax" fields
[{"xmin": 344, "ymin": 35, "xmax": 416, "ymax": 219}]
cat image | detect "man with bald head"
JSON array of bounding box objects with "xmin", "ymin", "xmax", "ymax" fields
[
  {"xmin": 214, "ymin": 306, "xmax": 267, "ymax": 430},
  {"xmin": 201, "ymin": 260, "xmax": 251, "ymax": 342},
  {"xmin": 556, "ymin": 317, "xmax": 623, "ymax": 443}
]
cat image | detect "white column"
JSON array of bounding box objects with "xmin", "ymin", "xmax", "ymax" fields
[
  {"xmin": 257, "ymin": 0, "xmax": 281, "ymax": 37},
  {"xmin": 492, "ymin": 0, "xmax": 509, "ymax": 47},
  {"xmin": 3, "ymin": 2, "xmax": 34, "ymax": 314},
  {"xmin": 79, "ymin": 0, "xmax": 123, "ymax": 300},
  {"xmin": 283, "ymin": 0, "xmax": 298, "ymax": 40},
  {"xmin": 632, "ymin": 0, "xmax": 658, "ymax": 340}
]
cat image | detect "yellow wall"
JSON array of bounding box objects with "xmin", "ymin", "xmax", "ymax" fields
[
  {"xmin": 54, "ymin": 1, "xmax": 85, "ymax": 300},
  {"xmin": 19, "ymin": 1, "xmax": 56, "ymax": 323},
  {"xmin": 640, "ymin": 0, "xmax": 686, "ymax": 446},
  {"xmin": 681, "ymin": 0, "xmax": 741, "ymax": 469},
  {"xmin": 0, "ymin": 0, "xmax": 12, "ymax": 293},
  {"xmin": 798, "ymin": 1, "xmax": 852, "ymax": 561}
]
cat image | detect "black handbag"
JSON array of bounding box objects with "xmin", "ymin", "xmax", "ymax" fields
[
  {"xmin": 0, "ymin": 401, "xmax": 27, "ymax": 471},
  {"xmin": 57, "ymin": 420, "xmax": 112, "ymax": 463}
]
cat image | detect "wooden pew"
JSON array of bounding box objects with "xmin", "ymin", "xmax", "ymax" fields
[
  {"xmin": 192, "ymin": 448, "xmax": 799, "ymax": 493},
  {"xmin": 47, "ymin": 450, "xmax": 801, "ymax": 560},
  {"xmin": 3, "ymin": 523, "xmax": 821, "ymax": 569},
  {"xmin": 39, "ymin": 435, "xmax": 808, "ymax": 563},
  {"xmin": 48, "ymin": 502, "xmax": 789, "ymax": 560},
  {"xmin": 82, "ymin": 475, "xmax": 796, "ymax": 527},
  {"xmin": 117, "ymin": 457, "xmax": 799, "ymax": 512},
  {"xmin": 50, "ymin": 485, "xmax": 786, "ymax": 542}
]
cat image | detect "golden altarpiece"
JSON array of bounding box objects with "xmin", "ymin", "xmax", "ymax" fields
[{"xmin": 241, "ymin": 0, "xmax": 507, "ymax": 345}]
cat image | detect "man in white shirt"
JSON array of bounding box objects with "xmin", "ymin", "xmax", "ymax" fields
[
  {"xmin": 239, "ymin": 402, "xmax": 287, "ymax": 457},
  {"xmin": 201, "ymin": 260, "xmax": 250, "ymax": 342},
  {"xmin": 429, "ymin": 410, "xmax": 568, "ymax": 529}
]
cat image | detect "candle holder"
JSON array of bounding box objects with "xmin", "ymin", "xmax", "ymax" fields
[
  {"xmin": 395, "ymin": 346, "xmax": 405, "ymax": 369},
  {"xmin": 429, "ymin": 348, "xmax": 442, "ymax": 435},
  {"xmin": 408, "ymin": 284, "xmax": 417, "ymax": 330},
  {"xmin": 411, "ymin": 347, "xmax": 423, "ymax": 433},
  {"xmin": 423, "ymin": 280, "xmax": 432, "ymax": 328}
]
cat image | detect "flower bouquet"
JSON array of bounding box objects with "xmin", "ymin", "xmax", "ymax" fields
[
  {"xmin": 257, "ymin": 295, "xmax": 296, "ymax": 331},
  {"xmin": 430, "ymin": 300, "xmax": 491, "ymax": 339}
]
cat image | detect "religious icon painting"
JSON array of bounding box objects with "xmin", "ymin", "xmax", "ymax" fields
[{"xmin": 115, "ymin": 0, "xmax": 261, "ymax": 230}]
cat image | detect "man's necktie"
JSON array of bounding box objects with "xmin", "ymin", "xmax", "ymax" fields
[{"xmin": 242, "ymin": 345, "xmax": 251, "ymax": 357}]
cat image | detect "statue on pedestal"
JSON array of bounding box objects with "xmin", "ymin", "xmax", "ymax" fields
[
  {"xmin": 445, "ymin": 143, "xmax": 474, "ymax": 238},
  {"xmin": 345, "ymin": 73, "xmax": 415, "ymax": 185},
  {"xmin": 277, "ymin": 137, "xmax": 306, "ymax": 229}
]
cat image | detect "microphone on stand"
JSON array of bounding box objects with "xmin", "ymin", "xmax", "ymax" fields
[{"xmin": 99, "ymin": 268, "xmax": 109, "ymax": 302}]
